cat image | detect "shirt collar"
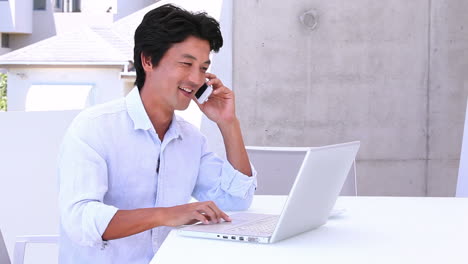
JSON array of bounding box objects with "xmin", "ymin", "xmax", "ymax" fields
[
  {"xmin": 125, "ymin": 87, "xmax": 182, "ymax": 140},
  {"xmin": 126, "ymin": 87, "xmax": 153, "ymax": 131}
]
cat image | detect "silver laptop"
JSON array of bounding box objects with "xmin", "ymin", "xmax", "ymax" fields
[{"xmin": 178, "ymin": 141, "xmax": 360, "ymax": 244}]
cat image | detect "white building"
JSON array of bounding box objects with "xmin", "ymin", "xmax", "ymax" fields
[
  {"xmin": 0, "ymin": 0, "xmax": 160, "ymax": 111},
  {"xmin": 0, "ymin": 23, "xmax": 135, "ymax": 111},
  {"xmin": 0, "ymin": 0, "xmax": 156, "ymax": 55},
  {"xmin": 0, "ymin": 0, "xmax": 229, "ymax": 118}
]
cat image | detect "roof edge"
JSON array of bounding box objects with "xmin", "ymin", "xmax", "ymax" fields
[{"xmin": 0, "ymin": 61, "xmax": 128, "ymax": 67}]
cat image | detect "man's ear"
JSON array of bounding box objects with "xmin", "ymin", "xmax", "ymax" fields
[{"xmin": 141, "ymin": 53, "xmax": 153, "ymax": 71}]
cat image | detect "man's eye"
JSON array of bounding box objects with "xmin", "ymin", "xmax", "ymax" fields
[
  {"xmin": 181, "ymin": 62, "xmax": 192, "ymax": 66},
  {"xmin": 201, "ymin": 67, "xmax": 208, "ymax": 72}
]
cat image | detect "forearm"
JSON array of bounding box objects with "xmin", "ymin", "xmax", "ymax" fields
[
  {"xmin": 218, "ymin": 118, "xmax": 252, "ymax": 176},
  {"xmin": 103, "ymin": 202, "xmax": 231, "ymax": 240},
  {"xmin": 102, "ymin": 208, "xmax": 165, "ymax": 240}
]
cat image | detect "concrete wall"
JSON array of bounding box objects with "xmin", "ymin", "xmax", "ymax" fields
[
  {"xmin": 0, "ymin": 110, "xmax": 79, "ymax": 264},
  {"xmin": 6, "ymin": 66, "xmax": 125, "ymax": 111},
  {"xmin": 233, "ymin": 0, "xmax": 468, "ymax": 196},
  {"xmin": 428, "ymin": 1, "xmax": 468, "ymax": 196}
]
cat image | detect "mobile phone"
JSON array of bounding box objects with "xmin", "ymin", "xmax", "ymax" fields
[{"xmin": 195, "ymin": 83, "xmax": 213, "ymax": 104}]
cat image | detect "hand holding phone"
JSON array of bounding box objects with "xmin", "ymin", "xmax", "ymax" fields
[{"xmin": 195, "ymin": 83, "xmax": 213, "ymax": 104}]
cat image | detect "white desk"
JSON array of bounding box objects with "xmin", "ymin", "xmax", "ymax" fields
[{"xmin": 151, "ymin": 196, "xmax": 468, "ymax": 264}]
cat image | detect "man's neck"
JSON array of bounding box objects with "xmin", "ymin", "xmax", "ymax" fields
[
  {"xmin": 150, "ymin": 111, "xmax": 172, "ymax": 142},
  {"xmin": 140, "ymin": 91, "xmax": 173, "ymax": 142}
]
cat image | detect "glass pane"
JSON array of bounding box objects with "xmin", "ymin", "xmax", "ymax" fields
[
  {"xmin": 72, "ymin": 0, "xmax": 81, "ymax": 12},
  {"xmin": 33, "ymin": 0, "xmax": 46, "ymax": 10},
  {"xmin": 1, "ymin": 34, "xmax": 9, "ymax": 48}
]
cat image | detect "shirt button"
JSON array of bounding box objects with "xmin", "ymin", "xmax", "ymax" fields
[{"xmin": 100, "ymin": 241, "xmax": 108, "ymax": 250}]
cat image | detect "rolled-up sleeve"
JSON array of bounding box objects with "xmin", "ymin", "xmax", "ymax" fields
[
  {"xmin": 192, "ymin": 136, "xmax": 257, "ymax": 211},
  {"xmin": 58, "ymin": 120, "xmax": 118, "ymax": 247},
  {"xmin": 219, "ymin": 161, "xmax": 257, "ymax": 199}
]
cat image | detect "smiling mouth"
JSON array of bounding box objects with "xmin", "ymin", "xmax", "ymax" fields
[{"xmin": 178, "ymin": 86, "xmax": 193, "ymax": 94}]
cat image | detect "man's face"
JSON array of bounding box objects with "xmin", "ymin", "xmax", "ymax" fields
[{"xmin": 142, "ymin": 36, "xmax": 211, "ymax": 111}]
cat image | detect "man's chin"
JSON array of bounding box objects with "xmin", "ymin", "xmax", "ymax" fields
[{"xmin": 176, "ymin": 104, "xmax": 191, "ymax": 111}]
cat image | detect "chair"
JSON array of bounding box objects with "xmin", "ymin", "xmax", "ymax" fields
[
  {"xmin": 1, "ymin": 229, "xmax": 11, "ymax": 264},
  {"xmin": 13, "ymin": 235, "xmax": 59, "ymax": 264},
  {"xmin": 0, "ymin": 110, "xmax": 79, "ymax": 264},
  {"xmin": 246, "ymin": 146, "xmax": 357, "ymax": 196},
  {"xmin": 1, "ymin": 228, "xmax": 59, "ymax": 264},
  {"xmin": 457, "ymin": 98, "xmax": 468, "ymax": 197}
]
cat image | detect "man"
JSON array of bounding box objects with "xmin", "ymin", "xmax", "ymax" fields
[{"xmin": 58, "ymin": 4, "xmax": 256, "ymax": 263}]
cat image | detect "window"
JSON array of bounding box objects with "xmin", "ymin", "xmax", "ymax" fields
[
  {"xmin": 1, "ymin": 34, "xmax": 9, "ymax": 48},
  {"xmin": 33, "ymin": 0, "xmax": 46, "ymax": 10},
  {"xmin": 72, "ymin": 0, "xmax": 81, "ymax": 12},
  {"xmin": 59, "ymin": 0, "xmax": 80, "ymax": 13},
  {"xmin": 54, "ymin": 0, "xmax": 63, "ymax": 12},
  {"xmin": 25, "ymin": 84, "xmax": 94, "ymax": 111}
]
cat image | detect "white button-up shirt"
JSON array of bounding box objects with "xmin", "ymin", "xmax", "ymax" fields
[{"xmin": 58, "ymin": 87, "xmax": 257, "ymax": 263}]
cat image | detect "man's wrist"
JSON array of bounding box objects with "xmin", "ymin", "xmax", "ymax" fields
[
  {"xmin": 151, "ymin": 207, "xmax": 167, "ymax": 227},
  {"xmin": 217, "ymin": 117, "xmax": 240, "ymax": 133}
]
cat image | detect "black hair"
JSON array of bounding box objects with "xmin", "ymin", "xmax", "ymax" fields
[{"xmin": 133, "ymin": 4, "xmax": 223, "ymax": 90}]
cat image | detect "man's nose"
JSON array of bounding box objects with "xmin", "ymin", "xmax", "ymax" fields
[{"xmin": 187, "ymin": 67, "xmax": 205, "ymax": 87}]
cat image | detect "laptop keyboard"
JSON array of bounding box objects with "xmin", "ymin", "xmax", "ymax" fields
[{"xmin": 226, "ymin": 215, "xmax": 279, "ymax": 235}]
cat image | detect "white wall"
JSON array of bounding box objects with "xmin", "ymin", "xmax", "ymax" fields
[
  {"xmin": 9, "ymin": 0, "xmax": 114, "ymax": 51},
  {"xmin": 0, "ymin": 1, "xmax": 14, "ymax": 33},
  {"xmin": 113, "ymin": 0, "xmax": 154, "ymax": 21},
  {"xmin": 0, "ymin": 110, "xmax": 79, "ymax": 264},
  {"xmin": 12, "ymin": 0, "xmax": 33, "ymax": 33},
  {"xmin": 0, "ymin": 0, "xmax": 33, "ymax": 34},
  {"xmin": 81, "ymin": 0, "xmax": 116, "ymax": 14},
  {"xmin": 9, "ymin": 1, "xmax": 56, "ymax": 51},
  {"xmin": 6, "ymin": 66, "xmax": 125, "ymax": 111}
]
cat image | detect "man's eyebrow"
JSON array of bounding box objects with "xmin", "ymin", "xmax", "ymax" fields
[{"xmin": 182, "ymin": 54, "xmax": 211, "ymax": 64}]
